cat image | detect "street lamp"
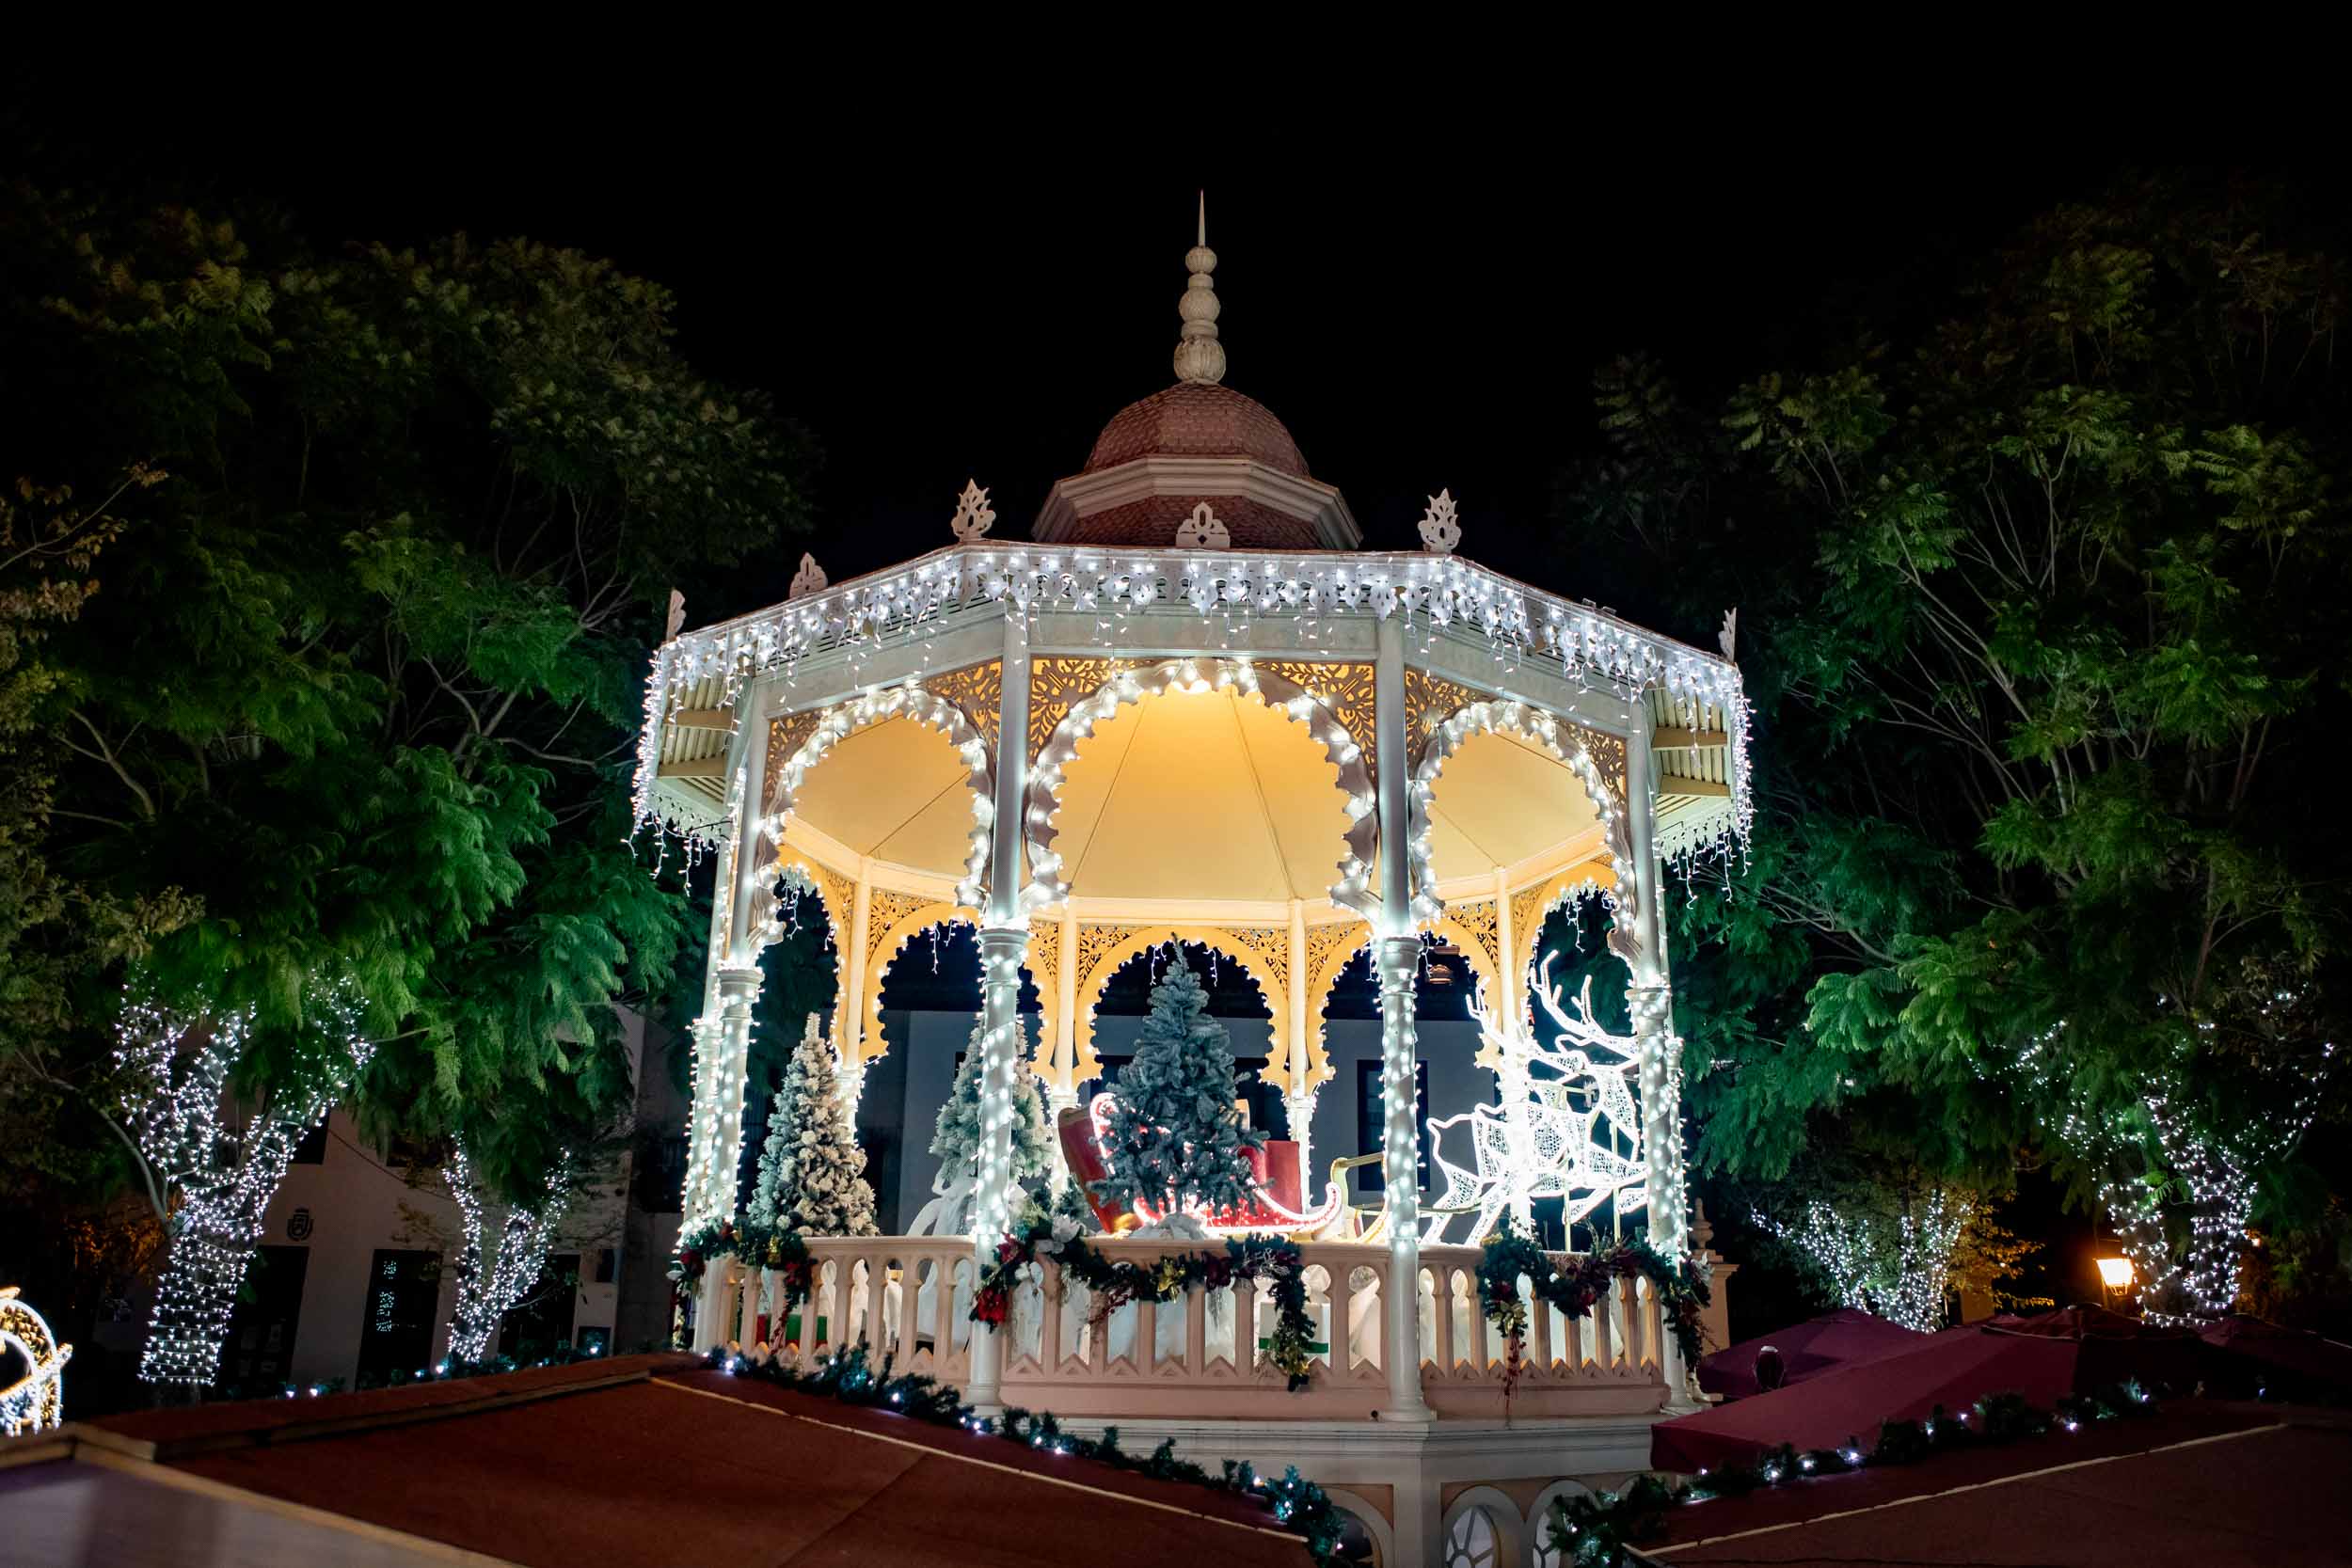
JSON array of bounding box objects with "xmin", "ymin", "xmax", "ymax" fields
[{"xmin": 2095, "ymin": 1255, "xmax": 2134, "ymax": 1309}]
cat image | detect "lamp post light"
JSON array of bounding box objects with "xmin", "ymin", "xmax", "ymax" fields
[{"xmin": 2095, "ymin": 1255, "xmax": 2135, "ymax": 1311}]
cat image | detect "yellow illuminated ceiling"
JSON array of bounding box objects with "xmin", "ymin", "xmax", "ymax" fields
[
  {"xmin": 1425, "ymin": 729, "xmax": 1602, "ymax": 884},
  {"xmin": 1049, "ymin": 687, "xmax": 1350, "ymax": 903},
  {"xmin": 787, "ymin": 717, "xmax": 978, "ymax": 878}
]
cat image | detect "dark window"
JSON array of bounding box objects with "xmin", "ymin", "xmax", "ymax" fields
[
  {"xmin": 290, "ymin": 1121, "xmax": 328, "ymax": 1164},
  {"xmin": 635, "ymin": 1132, "xmax": 687, "ymax": 1213},
  {"xmin": 594, "ymin": 1247, "xmax": 617, "ymax": 1285},
  {"xmin": 356, "ymin": 1249, "xmax": 440, "ymax": 1382},
  {"xmin": 1354, "ymin": 1059, "xmax": 1430, "ymax": 1194},
  {"xmin": 500, "ymin": 1254, "xmax": 580, "ymax": 1359},
  {"xmin": 225, "ymin": 1245, "xmax": 309, "ymax": 1387}
]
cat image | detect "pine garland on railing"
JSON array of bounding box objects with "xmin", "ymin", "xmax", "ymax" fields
[
  {"xmin": 1474, "ymin": 1235, "xmax": 1710, "ymax": 1370},
  {"xmin": 1544, "ymin": 1382, "xmax": 2157, "ymax": 1566},
  {"xmin": 671, "ymin": 1217, "xmax": 815, "ymax": 1313},
  {"xmin": 974, "ymin": 1205, "xmax": 1319, "ymax": 1391},
  {"xmin": 704, "ymin": 1342, "xmax": 1348, "ymax": 1565}
]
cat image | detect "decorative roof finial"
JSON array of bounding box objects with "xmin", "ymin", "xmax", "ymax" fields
[{"xmin": 1173, "ymin": 190, "xmax": 1225, "ymax": 387}]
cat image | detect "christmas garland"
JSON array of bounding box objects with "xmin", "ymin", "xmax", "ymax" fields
[
  {"xmin": 703, "ymin": 1342, "xmax": 1347, "ymax": 1565},
  {"xmin": 1543, "ymin": 1382, "xmax": 2157, "ymax": 1565},
  {"xmin": 671, "ymin": 1217, "xmax": 815, "ymax": 1313},
  {"xmin": 1475, "ymin": 1234, "xmax": 1710, "ymax": 1373},
  {"xmin": 974, "ymin": 1206, "xmax": 1320, "ymax": 1392}
]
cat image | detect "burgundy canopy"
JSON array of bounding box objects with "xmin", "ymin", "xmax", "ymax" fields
[
  {"xmin": 2200, "ymin": 1313, "xmax": 2352, "ymax": 1397},
  {"xmin": 1696, "ymin": 1307, "xmax": 1925, "ymax": 1400}
]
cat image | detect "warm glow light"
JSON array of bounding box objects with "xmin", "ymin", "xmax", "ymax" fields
[{"xmin": 2095, "ymin": 1256, "xmax": 2135, "ymax": 1290}]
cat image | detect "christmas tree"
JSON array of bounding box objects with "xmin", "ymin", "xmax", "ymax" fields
[
  {"xmin": 1090, "ymin": 959, "xmax": 1265, "ymax": 1219},
  {"xmin": 747, "ymin": 1014, "xmax": 878, "ymax": 1237},
  {"xmin": 928, "ymin": 1024, "xmax": 1054, "ymax": 1227}
]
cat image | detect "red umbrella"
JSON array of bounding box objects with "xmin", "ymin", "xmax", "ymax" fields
[
  {"xmin": 1654, "ymin": 1309, "xmax": 2205, "ymax": 1475},
  {"xmin": 2199, "ymin": 1313, "xmax": 2352, "ymax": 1397},
  {"xmin": 1696, "ymin": 1308, "xmax": 1925, "ymax": 1400}
]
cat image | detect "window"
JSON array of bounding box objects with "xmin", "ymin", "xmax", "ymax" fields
[
  {"xmin": 224, "ymin": 1245, "xmax": 309, "ymax": 1388},
  {"xmin": 594, "ymin": 1247, "xmax": 617, "ymax": 1285},
  {"xmin": 356, "ymin": 1249, "xmax": 440, "ymax": 1382},
  {"xmin": 1443, "ymin": 1506, "xmax": 1498, "ymax": 1568},
  {"xmin": 1355, "ymin": 1059, "xmax": 1430, "ymax": 1193}
]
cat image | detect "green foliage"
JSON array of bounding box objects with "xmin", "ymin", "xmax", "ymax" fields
[
  {"xmin": 1559, "ymin": 174, "xmax": 2351, "ymax": 1305},
  {"xmin": 0, "ymin": 177, "xmax": 815, "ymax": 1244},
  {"xmin": 1089, "ymin": 960, "xmax": 1265, "ymax": 1219}
]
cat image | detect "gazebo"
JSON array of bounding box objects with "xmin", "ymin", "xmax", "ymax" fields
[{"xmin": 633, "ymin": 209, "xmax": 1750, "ymax": 1561}]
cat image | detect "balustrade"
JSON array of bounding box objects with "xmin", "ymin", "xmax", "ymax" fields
[{"xmin": 695, "ymin": 1234, "xmax": 1669, "ymax": 1422}]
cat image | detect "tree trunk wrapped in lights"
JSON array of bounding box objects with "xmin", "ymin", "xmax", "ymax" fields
[
  {"xmin": 115, "ymin": 981, "xmax": 371, "ymax": 1389},
  {"xmin": 442, "ymin": 1139, "xmax": 570, "ymax": 1365}
]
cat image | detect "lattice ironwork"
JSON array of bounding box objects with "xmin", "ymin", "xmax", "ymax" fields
[
  {"xmin": 1447, "ymin": 896, "xmax": 1502, "ymax": 982},
  {"xmin": 863, "ymin": 888, "xmax": 930, "ymax": 972},
  {"xmin": 1304, "ymin": 918, "xmax": 1374, "ymax": 1003},
  {"xmin": 1220, "ymin": 924, "xmax": 1293, "ymax": 993},
  {"xmin": 765, "ymin": 708, "xmax": 824, "ymax": 810},
  {"xmin": 1028, "ymin": 657, "xmax": 1133, "ymax": 761},
  {"xmin": 1073, "ymin": 922, "xmax": 1145, "ymax": 985},
  {"xmin": 921, "ymin": 660, "xmax": 1001, "ymax": 754},
  {"xmin": 1402, "ymin": 667, "xmax": 1485, "ymax": 768},
  {"xmin": 1257, "ymin": 658, "xmax": 1375, "ymax": 776}
]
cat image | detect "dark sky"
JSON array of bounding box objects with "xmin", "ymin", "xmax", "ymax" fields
[{"xmin": 12, "ymin": 74, "xmax": 2321, "ymax": 641}]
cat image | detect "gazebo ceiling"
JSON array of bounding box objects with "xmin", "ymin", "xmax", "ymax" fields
[
  {"xmin": 1424, "ymin": 729, "xmax": 1602, "ymax": 886},
  {"xmin": 788, "ymin": 717, "xmax": 981, "ymax": 879},
  {"xmin": 1048, "ymin": 686, "xmax": 1348, "ymax": 904}
]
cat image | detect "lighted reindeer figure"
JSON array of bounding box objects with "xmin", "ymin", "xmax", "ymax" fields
[{"xmin": 1423, "ymin": 953, "xmax": 1648, "ymax": 1244}]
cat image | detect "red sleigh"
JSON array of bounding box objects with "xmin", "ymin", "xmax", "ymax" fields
[{"xmin": 1057, "ymin": 1097, "xmax": 1347, "ymax": 1238}]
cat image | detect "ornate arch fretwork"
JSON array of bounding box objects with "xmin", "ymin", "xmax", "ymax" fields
[
  {"xmin": 1446, "ymin": 896, "xmax": 1502, "ymax": 986},
  {"xmin": 1257, "ymin": 659, "xmax": 1375, "ymax": 779},
  {"xmin": 1508, "ymin": 863, "xmax": 1620, "ymax": 995},
  {"xmin": 1410, "ymin": 699, "xmax": 1637, "ymax": 963},
  {"xmin": 1222, "ymin": 924, "xmax": 1293, "ymax": 995},
  {"xmin": 856, "ymin": 895, "xmax": 977, "ymax": 1066},
  {"xmin": 1027, "ymin": 657, "xmax": 1130, "ymax": 761},
  {"xmin": 1301, "ymin": 917, "xmax": 1374, "ymax": 1094},
  {"xmin": 919, "ymin": 660, "xmax": 1002, "ymax": 754},
  {"xmin": 1402, "ymin": 668, "xmax": 1486, "ymax": 768},
  {"xmin": 764, "ymin": 709, "xmax": 824, "ymax": 812},
  {"xmin": 1024, "ymin": 657, "xmax": 1381, "ymax": 918},
  {"xmin": 1073, "ymin": 925, "xmax": 1292, "ymax": 1088},
  {"xmin": 755, "ymin": 683, "xmax": 995, "ymax": 911}
]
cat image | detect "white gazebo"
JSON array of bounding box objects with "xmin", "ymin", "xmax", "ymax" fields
[{"xmin": 634, "ymin": 210, "xmax": 1750, "ymax": 1564}]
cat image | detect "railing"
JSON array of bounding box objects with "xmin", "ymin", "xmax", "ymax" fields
[{"xmin": 696, "ymin": 1235, "xmax": 1667, "ymax": 1422}]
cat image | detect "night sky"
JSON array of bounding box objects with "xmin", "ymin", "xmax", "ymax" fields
[{"xmin": 17, "ymin": 75, "xmax": 2288, "ymax": 648}]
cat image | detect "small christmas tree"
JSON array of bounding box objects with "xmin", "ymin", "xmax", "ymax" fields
[
  {"xmin": 929, "ymin": 1024, "xmax": 1053, "ymax": 1225},
  {"xmin": 1090, "ymin": 959, "xmax": 1265, "ymax": 1219},
  {"xmin": 747, "ymin": 1014, "xmax": 878, "ymax": 1237}
]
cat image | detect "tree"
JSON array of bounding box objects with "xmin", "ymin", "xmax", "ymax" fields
[
  {"xmin": 0, "ymin": 179, "xmax": 815, "ymax": 1388},
  {"xmin": 917, "ymin": 1023, "xmax": 1052, "ymax": 1235},
  {"xmin": 1558, "ymin": 173, "xmax": 2351, "ymax": 1318},
  {"xmin": 441, "ymin": 1137, "xmax": 569, "ymax": 1366},
  {"xmin": 1090, "ymin": 961, "xmax": 1265, "ymax": 1222},
  {"xmin": 747, "ymin": 1016, "xmax": 877, "ymax": 1238}
]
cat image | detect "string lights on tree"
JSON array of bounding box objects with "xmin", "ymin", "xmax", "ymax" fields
[
  {"xmin": 115, "ymin": 978, "xmax": 372, "ymax": 1388},
  {"xmin": 443, "ymin": 1140, "xmax": 571, "ymax": 1365},
  {"xmin": 1756, "ymin": 1190, "xmax": 1971, "ymax": 1333}
]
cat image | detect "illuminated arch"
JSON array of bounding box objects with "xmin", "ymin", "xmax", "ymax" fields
[
  {"xmin": 1301, "ymin": 917, "xmax": 1374, "ymax": 1097},
  {"xmin": 1073, "ymin": 926, "xmax": 1290, "ymax": 1087},
  {"xmin": 755, "ymin": 684, "xmax": 995, "ymax": 912},
  {"xmin": 1, "ymin": 1286, "xmax": 71, "ymax": 1436},
  {"xmin": 1510, "ymin": 863, "xmax": 1620, "ymax": 990},
  {"xmin": 1022, "ymin": 657, "xmax": 1379, "ymax": 918},
  {"xmin": 1409, "ymin": 699, "xmax": 1640, "ymax": 965},
  {"xmin": 855, "ymin": 898, "xmax": 975, "ymax": 1067},
  {"xmin": 763, "ymin": 847, "xmax": 854, "ymax": 1056}
]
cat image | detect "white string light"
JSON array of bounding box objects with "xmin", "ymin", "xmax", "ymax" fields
[
  {"xmin": 1, "ymin": 1287, "xmax": 72, "ymax": 1435},
  {"xmin": 116, "ymin": 979, "xmax": 372, "ymax": 1388},
  {"xmin": 443, "ymin": 1139, "xmax": 570, "ymax": 1365},
  {"xmin": 1757, "ymin": 1191, "xmax": 1969, "ymax": 1333}
]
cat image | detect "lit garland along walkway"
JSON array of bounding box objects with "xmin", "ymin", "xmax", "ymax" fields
[{"xmin": 660, "ymin": 1373, "xmax": 1303, "ymax": 1547}]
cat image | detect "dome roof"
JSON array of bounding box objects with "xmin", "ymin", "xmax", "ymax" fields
[{"xmin": 1082, "ymin": 382, "xmax": 1310, "ymax": 478}]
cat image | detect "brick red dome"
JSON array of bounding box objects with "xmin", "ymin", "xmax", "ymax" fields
[{"xmin": 1083, "ymin": 383, "xmax": 1309, "ymax": 477}]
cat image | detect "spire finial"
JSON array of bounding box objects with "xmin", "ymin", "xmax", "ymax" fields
[{"xmin": 1173, "ymin": 190, "xmax": 1225, "ymax": 386}]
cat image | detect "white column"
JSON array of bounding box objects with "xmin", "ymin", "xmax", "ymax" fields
[
  {"xmin": 967, "ymin": 609, "xmax": 1033, "ymax": 1413},
  {"xmin": 1494, "ymin": 866, "xmax": 1533, "ymax": 1238},
  {"xmin": 1625, "ymin": 695, "xmax": 1692, "ymax": 1401},
  {"xmin": 706, "ymin": 964, "xmax": 763, "ymax": 1222},
  {"xmin": 844, "ymin": 863, "xmax": 873, "ymax": 1062},
  {"xmin": 1373, "ymin": 616, "xmax": 1434, "ymax": 1421},
  {"xmin": 681, "ymin": 692, "xmax": 771, "ymax": 1227},
  {"xmin": 1284, "ymin": 900, "xmax": 1313, "ymax": 1181}
]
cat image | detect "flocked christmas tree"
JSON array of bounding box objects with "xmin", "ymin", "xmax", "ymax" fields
[
  {"xmin": 747, "ymin": 1014, "xmax": 878, "ymax": 1237},
  {"xmin": 1090, "ymin": 958, "xmax": 1265, "ymax": 1221},
  {"xmin": 921, "ymin": 1024, "xmax": 1054, "ymax": 1233}
]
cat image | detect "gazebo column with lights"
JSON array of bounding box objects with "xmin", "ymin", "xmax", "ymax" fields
[{"xmin": 639, "ymin": 212, "xmax": 1750, "ymax": 1442}]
